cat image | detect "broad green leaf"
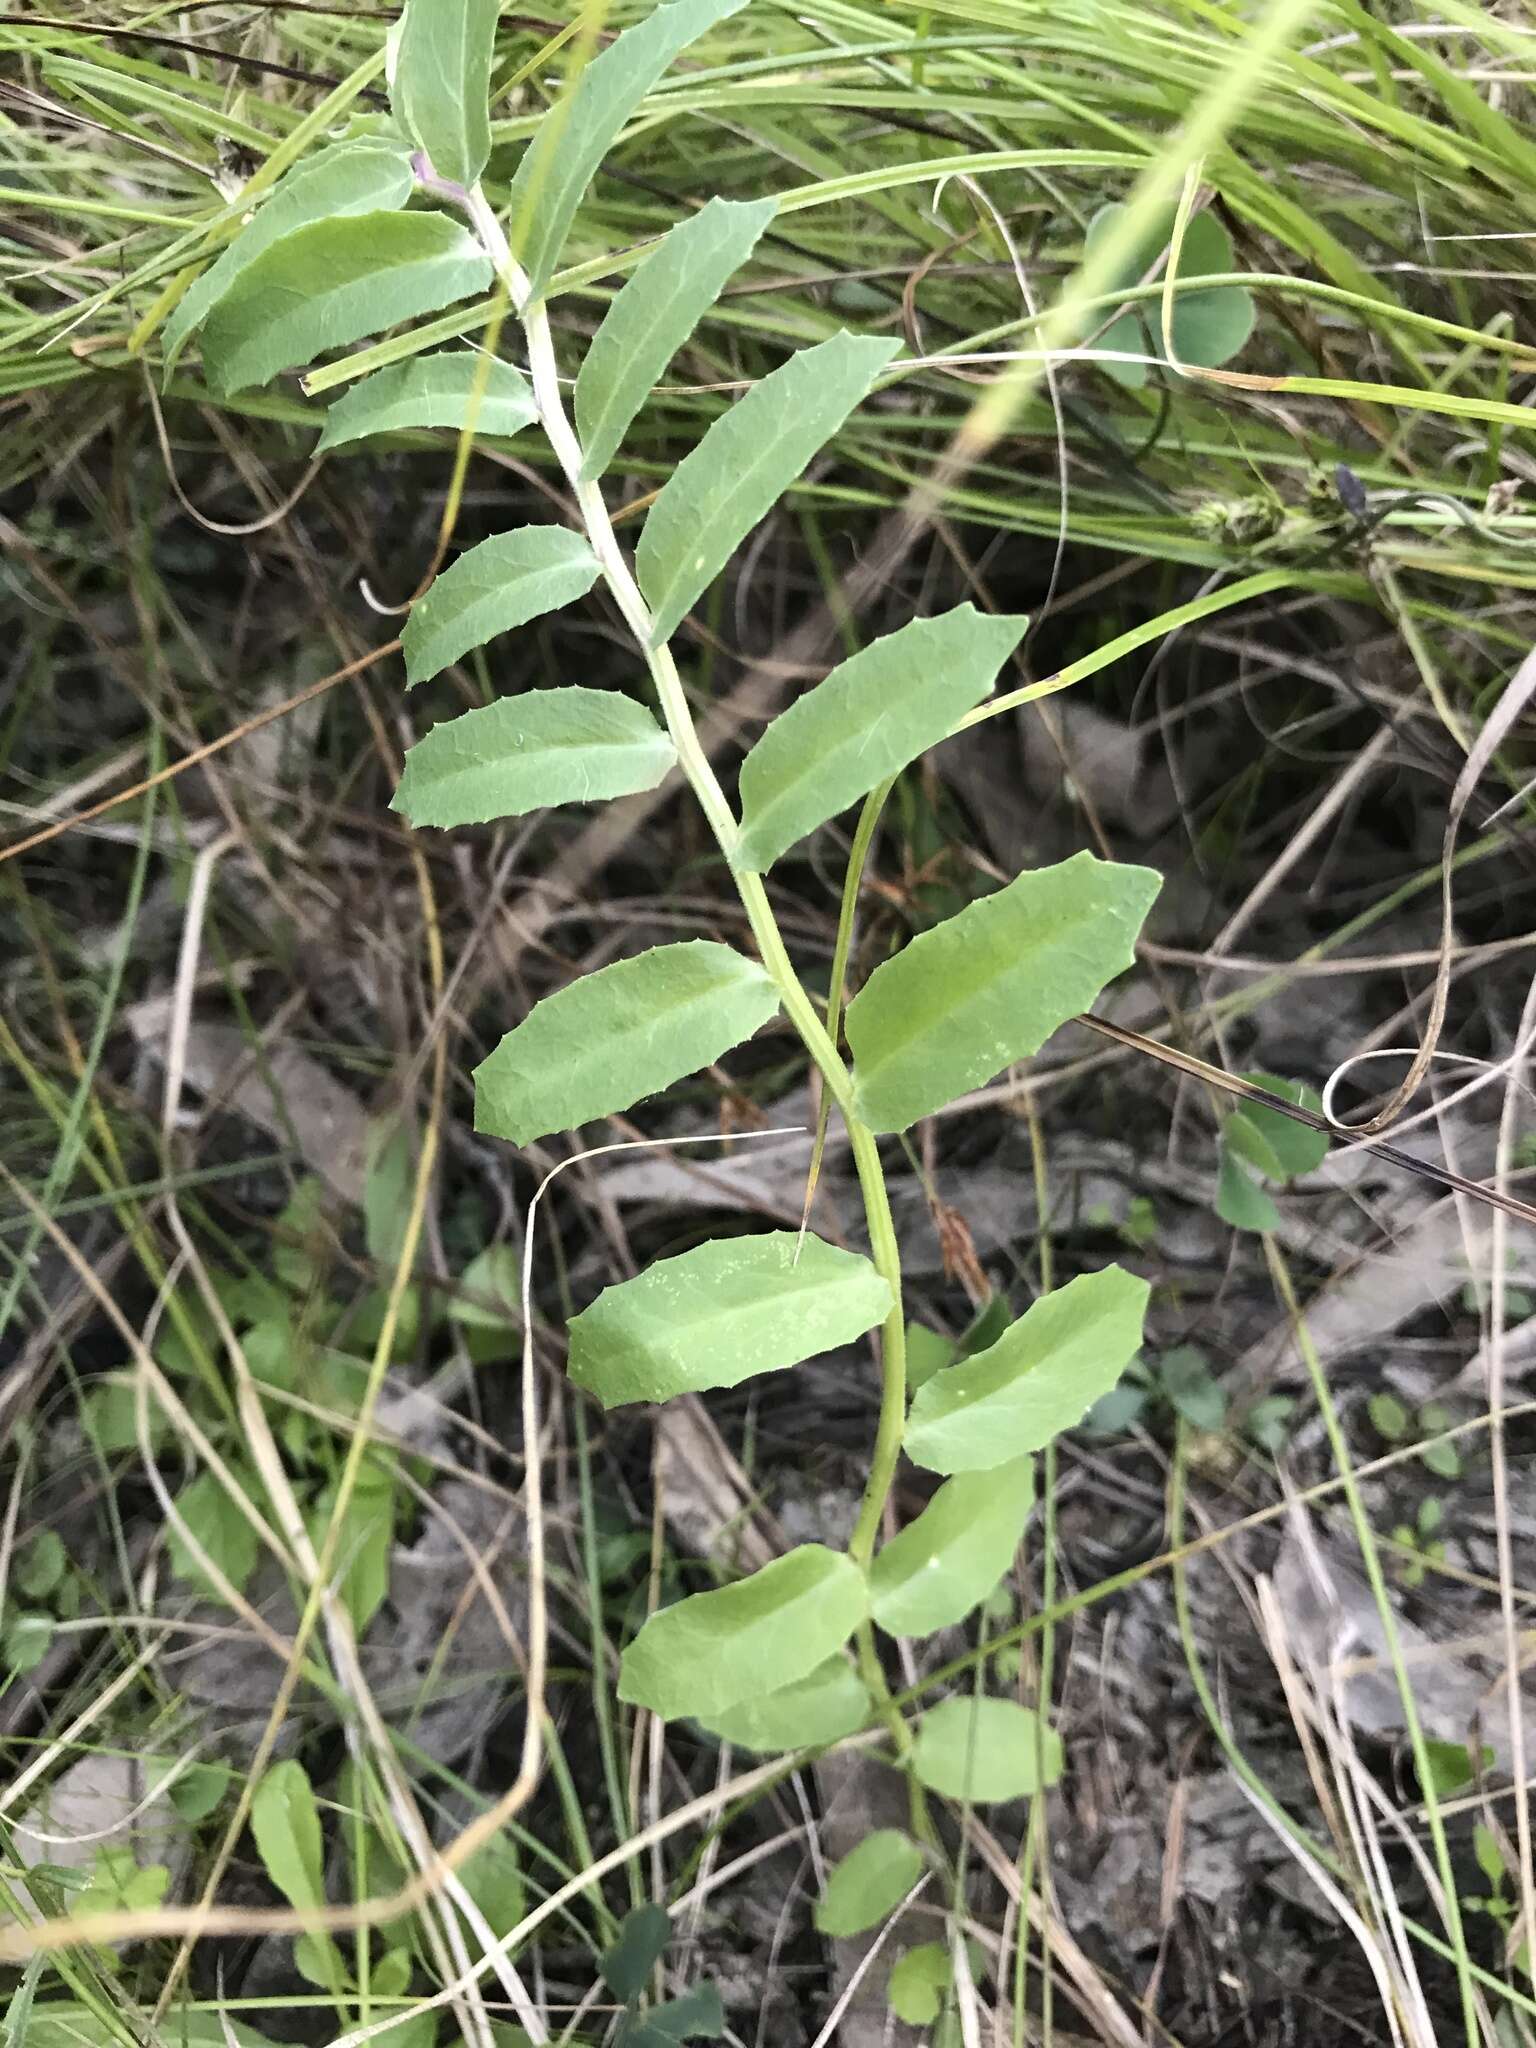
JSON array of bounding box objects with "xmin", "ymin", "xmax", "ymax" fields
[
  {"xmin": 250, "ymin": 1760, "xmax": 325, "ymax": 1913},
  {"xmin": 814, "ymin": 1831, "xmax": 923, "ymax": 1937},
  {"xmin": 475, "ymin": 939, "xmax": 776, "ymax": 1145},
  {"xmin": 506, "ymin": 0, "xmax": 751, "ymax": 294},
  {"xmin": 392, "ymin": 0, "xmax": 498, "ymax": 188},
  {"xmin": 910, "ymin": 1695, "xmax": 1063, "ymax": 1802},
  {"xmin": 870, "ymin": 1459, "xmax": 1034, "ymax": 1636},
  {"xmin": 846, "ymin": 850, "xmax": 1160, "ymax": 1132},
  {"xmin": 163, "ymin": 138, "xmax": 415, "ymax": 374},
  {"xmin": 1222, "ymin": 1107, "xmax": 1287, "ymax": 1182},
  {"xmin": 169, "ymin": 1761, "xmax": 229, "ymax": 1824},
  {"xmin": 568, "ymin": 1230, "xmax": 892, "ymax": 1408},
  {"xmin": 905, "ymin": 1266, "xmax": 1149, "ymax": 1474},
  {"xmin": 202, "ymin": 211, "xmax": 492, "ymax": 395},
  {"xmin": 395, "ymin": 686, "xmax": 671, "ymax": 824},
  {"xmin": 316, "ymin": 350, "xmax": 536, "ymax": 452},
  {"xmin": 1215, "ymin": 1148, "xmax": 1280, "ymax": 1233},
  {"xmin": 451, "ymin": 1244, "xmax": 521, "ymax": 1330},
  {"xmin": 575, "ymin": 196, "xmax": 776, "ymax": 481},
  {"xmin": 602, "ymin": 1903, "xmax": 671, "ymax": 2000},
  {"xmin": 887, "ymin": 1943, "xmax": 952, "ymax": 2026},
  {"xmin": 735, "ymin": 607, "xmax": 1027, "ymax": 872},
  {"xmin": 461, "ymin": 1830, "xmax": 524, "ymax": 1938},
  {"xmin": 636, "ymin": 332, "xmax": 900, "ymax": 645},
  {"xmin": 619, "ymin": 1544, "xmax": 868, "ymax": 1719},
  {"xmin": 3, "ymin": 1614, "xmax": 53, "ymax": 1675},
  {"xmin": 906, "ymin": 1321, "xmax": 956, "ymax": 1394},
  {"xmin": 1232, "ymin": 1073, "xmax": 1330, "ymax": 1178},
  {"xmin": 167, "ymin": 1471, "xmax": 258, "ymax": 1595},
  {"xmin": 694, "ymin": 1657, "xmax": 870, "ymax": 1753},
  {"xmin": 15, "ymin": 1530, "xmax": 67, "ymax": 1600},
  {"xmin": 1086, "ymin": 205, "xmax": 1255, "ymax": 388},
  {"xmin": 401, "ymin": 527, "xmax": 600, "ymax": 685}
]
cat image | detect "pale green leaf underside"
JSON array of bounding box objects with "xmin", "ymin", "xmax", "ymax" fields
[
  {"xmin": 846, "ymin": 849, "xmax": 1161, "ymax": 1132},
  {"xmin": 814, "ymin": 1831, "xmax": 923, "ymax": 1937},
  {"xmin": 201, "ymin": 211, "xmax": 492, "ymax": 396},
  {"xmin": 506, "ymin": 0, "xmax": 751, "ymax": 295},
  {"xmin": 636, "ymin": 331, "xmax": 900, "ymax": 645},
  {"xmin": 869, "ymin": 1457, "xmax": 1034, "ymax": 1636},
  {"xmin": 904, "ymin": 1266, "xmax": 1149, "ymax": 1474},
  {"xmin": 474, "ymin": 938, "xmax": 776, "ymax": 1146},
  {"xmin": 695, "ymin": 1658, "xmax": 871, "ymax": 1754},
  {"xmin": 392, "ymin": 0, "xmax": 497, "ymax": 189},
  {"xmin": 395, "ymin": 686, "xmax": 672, "ymax": 829},
  {"xmin": 1086, "ymin": 205, "xmax": 1255, "ymax": 388},
  {"xmin": 401, "ymin": 525, "xmax": 600, "ymax": 685},
  {"xmin": 567, "ymin": 1228, "xmax": 891, "ymax": 1408},
  {"xmin": 618, "ymin": 1543, "xmax": 868, "ymax": 1718},
  {"xmin": 575, "ymin": 195, "xmax": 776, "ymax": 481},
  {"xmin": 911, "ymin": 1696, "xmax": 1063, "ymax": 1803},
  {"xmin": 736, "ymin": 606, "xmax": 1026, "ymax": 873},
  {"xmin": 316, "ymin": 350, "xmax": 536, "ymax": 451},
  {"xmin": 163, "ymin": 138, "xmax": 415, "ymax": 377}
]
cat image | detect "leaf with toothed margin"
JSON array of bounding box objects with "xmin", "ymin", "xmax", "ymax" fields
[{"xmin": 391, "ymin": 0, "xmax": 499, "ymax": 189}]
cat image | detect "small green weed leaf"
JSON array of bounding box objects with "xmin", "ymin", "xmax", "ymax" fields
[
  {"xmin": 1422, "ymin": 1435, "xmax": 1461, "ymax": 1480},
  {"xmin": 250, "ymin": 1759, "xmax": 325, "ymax": 1913},
  {"xmin": 167, "ymin": 1471, "xmax": 258, "ymax": 1595},
  {"xmin": 961, "ymin": 1294, "xmax": 1011, "ymax": 1356},
  {"xmin": 887, "ymin": 1943, "xmax": 952, "ymax": 2025},
  {"xmin": 1085, "ymin": 205, "xmax": 1255, "ymax": 388},
  {"xmin": 3, "ymin": 1613, "xmax": 53, "ymax": 1675},
  {"xmin": 619, "ymin": 1544, "xmax": 868, "ymax": 1718},
  {"xmin": 1245, "ymin": 1394, "xmax": 1294, "ymax": 1456},
  {"xmin": 1368, "ymin": 1391, "xmax": 1410, "ymax": 1441},
  {"xmin": 1235, "ymin": 1074, "xmax": 1329, "ymax": 1177},
  {"xmin": 15, "ymin": 1530, "xmax": 67, "ymax": 1601},
  {"xmin": 1084, "ymin": 1376, "xmax": 1150, "ymax": 1435},
  {"xmin": 451, "ymin": 1244, "xmax": 521, "ymax": 1330},
  {"xmin": 309, "ymin": 1463, "xmax": 396, "ymax": 1633},
  {"xmin": 163, "ymin": 138, "xmax": 415, "ymax": 374},
  {"xmin": 401, "ymin": 527, "xmax": 600, "ymax": 686},
  {"xmin": 316, "ymin": 350, "xmax": 536, "ymax": 452},
  {"xmin": 22, "ymin": 2013, "xmax": 276, "ymax": 2048},
  {"xmin": 870, "ymin": 1459, "xmax": 1033, "ymax": 1637},
  {"xmin": 906, "ymin": 1321, "xmax": 956, "ymax": 1394},
  {"xmin": 461, "ymin": 1829, "xmax": 524, "ymax": 1937},
  {"xmin": 201, "ymin": 211, "xmax": 492, "ymax": 395},
  {"xmin": 736, "ymin": 607, "xmax": 1027, "ymax": 872},
  {"xmin": 911, "ymin": 1695, "xmax": 1063, "ymax": 1802},
  {"xmin": 392, "ymin": 0, "xmax": 498, "ymax": 188},
  {"xmin": 1215, "ymin": 1148, "xmax": 1280, "ymax": 1233},
  {"xmin": 1222, "ymin": 1109, "xmax": 1287, "ymax": 1182},
  {"xmin": 601, "ymin": 1902, "xmax": 671, "ymax": 2001},
  {"xmin": 847, "ymin": 851, "xmax": 1160, "ymax": 1132},
  {"xmin": 365, "ymin": 1119, "xmax": 414, "ymax": 1271},
  {"xmin": 475, "ymin": 939, "xmax": 776, "ymax": 1144},
  {"xmin": 694, "ymin": 1657, "xmax": 870, "ymax": 1752},
  {"xmin": 293, "ymin": 1932, "xmax": 342, "ymax": 1990},
  {"xmin": 637, "ymin": 332, "xmax": 900, "ymax": 645},
  {"xmin": 1158, "ymin": 1345, "xmax": 1227, "ymax": 1431},
  {"xmin": 371, "ymin": 1949, "xmax": 413, "ymax": 1999},
  {"xmin": 577, "ymin": 196, "xmax": 776, "ymax": 480},
  {"xmin": 1419, "ymin": 1738, "xmax": 1492, "ymax": 1800},
  {"xmin": 568, "ymin": 1230, "xmax": 891, "ymax": 1408},
  {"xmin": 396, "ymin": 686, "xmax": 671, "ymax": 825},
  {"xmin": 634, "ymin": 1982, "xmax": 726, "ymax": 2042},
  {"xmin": 1475, "ymin": 1822, "xmax": 1507, "ymax": 1889},
  {"xmin": 507, "ymin": 0, "xmax": 751, "ymax": 294},
  {"xmin": 169, "ymin": 1761, "xmax": 229, "ymax": 1824},
  {"xmin": 814, "ymin": 1831, "xmax": 923, "ymax": 1937},
  {"xmin": 905, "ymin": 1266, "xmax": 1149, "ymax": 1474}
]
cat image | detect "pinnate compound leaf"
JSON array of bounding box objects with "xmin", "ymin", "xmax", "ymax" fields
[
  {"xmin": 636, "ymin": 332, "xmax": 900, "ymax": 645},
  {"xmin": 201, "ymin": 211, "xmax": 492, "ymax": 395},
  {"xmin": 475, "ymin": 939, "xmax": 775, "ymax": 1144},
  {"xmin": 568, "ymin": 1230, "xmax": 891, "ymax": 1408},
  {"xmin": 507, "ymin": 0, "xmax": 751, "ymax": 294},
  {"xmin": 736, "ymin": 606, "xmax": 1026, "ymax": 872},
  {"xmin": 694, "ymin": 1658, "xmax": 870, "ymax": 1753},
  {"xmin": 846, "ymin": 850, "xmax": 1160, "ymax": 1132},
  {"xmin": 911, "ymin": 1695, "xmax": 1063, "ymax": 1803},
  {"xmin": 904, "ymin": 1266, "xmax": 1149, "ymax": 1474},
  {"xmin": 814, "ymin": 1832, "xmax": 923, "ymax": 1937},
  {"xmin": 401, "ymin": 527, "xmax": 600, "ymax": 685},
  {"xmin": 576, "ymin": 196, "xmax": 776, "ymax": 480},
  {"xmin": 870, "ymin": 1458, "xmax": 1034, "ymax": 1636},
  {"xmin": 392, "ymin": 0, "xmax": 498, "ymax": 189},
  {"xmin": 316, "ymin": 350, "xmax": 536, "ymax": 452},
  {"xmin": 1086, "ymin": 204, "xmax": 1255, "ymax": 388},
  {"xmin": 395, "ymin": 687, "xmax": 672, "ymax": 828},
  {"xmin": 619, "ymin": 1544, "xmax": 868, "ymax": 1719}
]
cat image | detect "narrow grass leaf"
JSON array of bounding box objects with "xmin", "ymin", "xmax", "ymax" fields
[
  {"xmin": 395, "ymin": 686, "xmax": 671, "ymax": 825},
  {"xmin": 316, "ymin": 350, "xmax": 535, "ymax": 451},
  {"xmin": 567, "ymin": 1229, "xmax": 891, "ymax": 1407},
  {"xmin": 575, "ymin": 196, "xmax": 776, "ymax": 480},
  {"xmin": 869, "ymin": 1458, "xmax": 1034, "ymax": 1636},
  {"xmin": 814, "ymin": 1831, "xmax": 923, "ymax": 1937},
  {"xmin": 636, "ymin": 332, "xmax": 900, "ymax": 644},
  {"xmin": 201, "ymin": 211, "xmax": 492, "ymax": 395},
  {"xmin": 392, "ymin": 0, "xmax": 498, "ymax": 189},
  {"xmin": 904, "ymin": 1266, "xmax": 1149, "ymax": 1474},
  {"xmin": 619, "ymin": 1544, "xmax": 868, "ymax": 1718},
  {"xmin": 911, "ymin": 1696, "xmax": 1063, "ymax": 1802},
  {"xmin": 475, "ymin": 938, "xmax": 776, "ymax": 1142},
  {"xmin": 847, "ymin": 851, "xmax": 1161, "ymax": 1133},
  {"xmin": 736, "ymin": 606, "xmax": 1026, "ymax": 872},
  {"xmin": 401, "ymin": 527, "xmax": 599, "ymax": 685},
  {"xmin": 694, "ymin": 1657, "xmax": 870, "ymax": 1753}
]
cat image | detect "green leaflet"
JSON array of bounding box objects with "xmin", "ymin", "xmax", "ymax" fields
[
  {"xmin": 401, "ymin": 526, "xmax": 600, "ymax": 685},
  {"xmin": 449, "ymin": 1244, "xmax": 520, "ymax": 1331},
  {"xmin": 1086, "ymin": 204, "xmax": 1255, "ymax": 388},
  {"xmin": 814, "ymin": 1831, "xmax": 923, "ymax": 1937},
  {"xmin": 869, "ymin": 1458, "xmax": 1034, "ymax": 1636},
  {"xmin": 394, "ymin": 686, "xmax": 673, "ymax": 827},
  {"xmin": 695, "ymin": 1657, "xmax": 871, "ymax": 1753},
  {"xmin": 910, "ymin": 1696, "xmax": 1063, "ymax": 1803},
  {"xmin": 316, "ymin": 350, "xmax": 536, "ymax": 451},
  {"xmin": 391, "ymin": 0, "xmax": 498, "ymax": 189},
  {"xmin": 602, "ymin": 1904, "xmax": 672, "ymax": 2001},
  {"xmin": 201, "ymin": 211, "xmax": 492, "ymax": 396},
  {"xmin": 1215, "ymin": 1148, "xmax": 1281, "ymax": 1233},
  {"xmin": 162, "ymin": 138, "xmax": 415, "ymax": 376},
  {"xmin": 846, "ymin": 849, "xmax": 1161, "ymax": 1132},
  {"xmin": 575, "ymin": 196, "xmax": 776, "ymax": 481},
  {"xmin": 474, "ymin": 939, "xmax": 776, "ymax": 1144},
  {"xmin": 887, "ymin": 1944, "xmax": 954, "ymax": 2026},
  {"xmin": 566, "ymin": 1230, "xmax": 892, "ymax": 1408},
  {"xmin": 636, "ymin": 332, "xmax": 900, "ymax": 645},
  {"xmin": 250, "ymin": 1760, "xmax": 325, "ymax": 1914},
  {"xmin": 506, "ymin": 0, "xmax": 751, "ymax": 295},
  {"xmin": 905, "ymin": 1266, "xmax": 1148, "ymax": 1474},
  {"xmin": 735, "ymin": 606, "xmax": 1026, "ymax": 873},
  {"xmin": 167, "ymin": 1471, "xmax": 256, "ymax": 1596},
  {"xmin": 619, "ymin": 1543, "xmax": 868, "ymax": 1719},
  {"xmin": 1229, "ymin": 1073, "xmax": 1330, "ymax": 1178}
]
